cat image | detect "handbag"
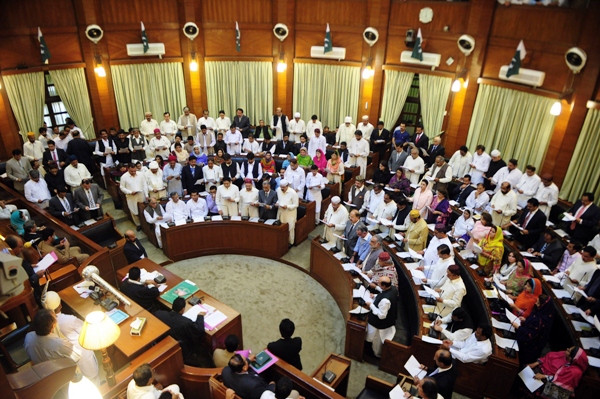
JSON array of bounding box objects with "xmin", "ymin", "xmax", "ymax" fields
[{"xmin": 541, "ymin": 382, "xmax": 572, "ymax": 399}]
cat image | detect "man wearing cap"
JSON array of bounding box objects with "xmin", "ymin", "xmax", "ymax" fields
[
  {"xmin": 48, "ymin": 186, "xmax": 80, "ymax": 225},
  {"xmin": 41, "ymin": 290, "xmax": 99, "ymax": 383},
  {"xmin": 144, "ymin": 197, "xmax": 171, "ymax": 248},
  {"xmin": 120, "ymin": 164, "xmax": 149, "ymax": 230},
  {"xmin": 306, "ymin": 115, "xmax": 322, "ymax": 139},
  {"xmin": 233, "ymin": 108, "xmax": 251, "ymax": 139},
  {"xmin": 271, "ymin": 107, "xmax": 289, "ymax": 141},
  {"xmin": 196, "ymin": 124, "xmax": 216, "ymax": 155},
  {"xmin": 322, "ymin": 196, "xmax": 349, "ymax": 243},
  {"xmin": 336, "ymin": 116, "xmax": 356, "ymax": 145},
  {"xmin": 307, "ymin": 128, "xmax": 326, "ymax": 158},
  {"xmin": 240, "ymin": 179, "xmax": 259, "ymax": 218},
  {"xmin": 348, "ymin": 130, "xmax": 370, "ymax": 179},
  {"xmin": 357, "ymin": 115, "xmax": 374, "ymax": 141},
  {"xmin": 370, "ymin": 121, "xmax": 390, "ymax": 160},
  {"xmin": 225, "ymin": 125, "xmax": 243, "ymax": 155},
  {"xmin": 64, "ymin": 156, "xmax": 91, "ymax": 192},
  {"xmin": 177, "ymin": 107, "xmax": 197, "ymax": 139},
  {"xmin": 284, "ymin": 160, "xmax": 306, "ymax": 200},
  {"xmin": 305, "ymin": 165, "xmax": 326, "ymax": 221},
  {"xmin": 94, "ymin": 129, "xmax": 117, "ymax": 178},
  {"xmin": 74, "ymin": 178, "xmax": 104, "ymax": 220},
  {"xmin": 403, "ymin": 148, "xmax": 426, "ymax": 185},
  {"xmin": 348, "ymin": 177, "xmax": 370, "ymax": 216},
  {"xmin": 23, "ymin": 132, "xmax": 45, "ymax": 163},
  {"xmin": 24, "ymin": 170, "xmax": 51, "ymax": 209},
  {"xmin": 399, "ymin": 210, "xmax": 429, "ymax": 251},
  {"xmin": 7, "ymin": 149, "xmax": 33, "ymax": 193},
  {"xmin": 163, "ymin": 155, "xmax": 183, "ymax": 196},
  {"xmin": 257, "ymin": 180, "xmax": 278, "ymax": 220},
  {"xmin": 483, "ymin": 149, "xmax": 506, "ymax": 191},
  {"xmin": 39, "ymin": 228, "xmax": 89, "ymax": 264},
  {"xmin": 140, "ymin": 111, "xmax": 160, "ymax": 139},
  {"xmin": 365, "ymin": 275, "xmax": 398, "ymax": 357},
  {"xmin": 288, "ymin": 112, "xmax": 305, "ymax": 143},
  {"xmin": 144, "ymin": 161, "xmax": 167, "ymax": 199},
  {"xmin": 277, "ymin": 179, "xmax": 299, "ymax": 247},
  {"xmin": 216, "ymin": 177, "xmax": 240, "ymax": 217},
  {"xmin": 436, "ymin": 265, "xmax": 467, "ymax": 317},
  {"xmin": 149, "ymin": 129, "xmax": 171, "ymax": 159}
]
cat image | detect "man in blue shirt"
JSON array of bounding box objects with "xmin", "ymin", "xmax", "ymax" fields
[
  {"xmin": 392, "ymin": 123, "xmax": 410, "ymax": 149},
  {"xmin": 351, "ymin": 225, "xmax": 372, "ymax": 264}
]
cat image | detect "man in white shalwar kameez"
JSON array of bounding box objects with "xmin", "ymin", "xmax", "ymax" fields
[
  {"xmin": 321, "ymin": 196, "xmax": 349, "ymax": 243},
  {"xmin": 448, "ymin": 146, "xmax": 473, "ymax": 178},
  {"xmin": 216, "ymin": 178, "xmax": 240, "ymax": 217},
  {"xmin": 336, "ymin": 116, "xmax": 356, "ymax": 145},
  {"xmin": 514, "ymin": 165, "xmax": 541, "ymax": 208},
  {"xmin": 305, "ymin": 165, "xmax": 326, "ymax": 221},
  {"xmin": 403, "ymin": 148, "xmax": 426, "ymax": 185},
  {"xmin": 239, "ymin": 179, "xmax": 259, "ymax": 218},
  {"xmin": 534, "ymin": 173, "xmax": 559, "ymax": 218},
  {"xmin": 165, "ymin": 192, "xmax": 188, "ymax": 222},
  {"xmin": 277, "ymin": 180, "xmax": 299, "ymax": 246},
  {"xmin": 489, "ymin": 182, "xmax": 518, "ymax": 226},
  {"xmin": 348, "ymin": 131, "xmax": 370, "ymax": 179},
  {"xmin": 469, "ymin": 145, "xmax": 491, "ymax": 185},
  {"xmin": 186, "ymin": 192, "xmax": 208, "ymax": 219},
  {"xmin": 145, "ymin": 161, "xmax": 167, "ymax": 199},
  {"xmin": 490, "ymin": 159, "xmax": 522, "ymax": 194}
]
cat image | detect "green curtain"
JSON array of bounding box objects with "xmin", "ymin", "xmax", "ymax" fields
[
  {"xmin": 111, "ymin": 62, "xmax": 187, "ymax": 130},
  {"xmin": 560, "ymin": 109, "xmax": 600, "ymax": 202},
  {"xmin": 50, "ymin": 68, "xmax": 94, "ymax": 139},
  {"xmin": 293, "ymin": 63, "xmax": 360, "ymax": 129},
  {"xmin": 204, "ymin": 61, "xmax": 273, "ymax": 125},
  {"xmin": 2, "ymin": 72, "xmax": 45, "ymax": 141},
  {"xmin": 419, "ymin": 74, "xmax": 452, "ymax": 137},
  {"xmin": 379, "ymin": 70, "xmax": 415, "ymax": 130},
  {"xmin": 466, "ymin": 84, "xmax": 557, "ymax": 169}
]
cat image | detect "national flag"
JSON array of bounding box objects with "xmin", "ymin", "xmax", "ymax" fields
[
  {"xmin": 324, "ymin": 23, "xmax": 332, "ymax": 53},
  {"xmin": 506, "ymin": 40, "xmax": 527, "ymax": 78},
  {"xmin": 38, "ymin": 27, "xmax": 51, "ymax": 64},
  {"xmin": 141, "ymin": 22, "xmax": 149, "ymax": 53},
  {"xmin": 411, "ymin": 28, "xmax": 423, "ymax": 61},
  {"xmin": 235, "ymin": 22, "xmax": 241, "ymax": 52}
]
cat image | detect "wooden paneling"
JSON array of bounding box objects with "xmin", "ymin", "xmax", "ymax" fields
[
  {"xmin": 389, "ymin": 0, "xmax": 469, "ymax": 33},
  {"xmin": 204, "ymin": 28, "xmax": 273, "ymax": 57},
  {"xmin": 385, "ymin": 35, "xmax": 461, "ymax": 73},
  {"xmin": 0, "ymin": 0, "xmax": 76, "ymax": 29},
  {"xmin": 100, "ymin": 0, "xmax": 179, "ymax": 24},
  {"xmin": 296, "ymin": 0, "xmax": 368, "ymax": 26},
  {"xmin": 105, "ymin": 29, "xmax": 182, "ymax": 60},
  {"xmin": 295, "ymin": 31, "xmax": 364, "ymax": 62},
  {"xmin": 201, "ymin": 0, "xmax": 272, "ymax": 24}
]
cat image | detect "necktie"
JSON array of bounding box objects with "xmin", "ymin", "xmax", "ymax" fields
[
  {"xmin": 52, "ymin": 151, "xmax": 57, "ymax": 161},
  {"xmin": 432, "ymin": 145, "xmax": 437, "ymax": 152},
  {"xmin": 540, "ymin": 242, "xmax": 548, "ymax": 253},
  {"xmin": 62, "ymin": 198, "xmax": 70, "ymax": 213},
  {"xmin": 571, "ymin": 205, "xmax": 586, "ymax": 230},
  {"xmin": 87, "ymin": 190, "xmax": 95, "ymax": 207}
]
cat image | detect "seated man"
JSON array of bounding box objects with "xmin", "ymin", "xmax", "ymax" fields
[
  {"xmin": 123, "ymin": 230, "xmax": 148, "ymax": 264},
  {"xmin": 441, "ymin": 324, "xmax": 493, "ymax": 364},
  {"xmin": 267, "ymin": 318, "xmax": 302, "ymax": 370},
  {"xmin": 222, "ymin": 354, "xmax": 275, "ymax": 399},
  {"xmin": 214, "ymin": 334, "xmax": 240, "ymax": 368},
  {"xmin": 127, "ymin": 363, "xmax": 184, "ymax": 399},
  {"xmin": 433, "ymin": 307, "xmax": 474, "ymax": 342},
  {"xmin": 554, "ymin": 240, "xmax": 582, "ymax": 274},
  {"xmin": 24, "ymin": 309, "xmax": 77, "ymax": 366},
  {"xmin": 24, "ymin": 170, "xmax": 51, "ymax": 208},
  {"xmin": 527, "ymin": 229, "xmax": 564, "ymax": 269},
  {"xmin": 120, "ymin": 266, "xmax": 160, "ymax": 311},
  {"xmin": 38, "ymin": 228, "xmax": 89, "ymax": 264},
  {"xmin": 260, "ymin": 377, "xmax": 302, "ymax": 399},
  {"xmin": 413, "ymin": 349, "xmax": 457, "ymax": 399}
]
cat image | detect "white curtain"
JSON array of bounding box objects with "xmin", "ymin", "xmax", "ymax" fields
[
  {"xmin": 204, "ymin": 61, "xmax": 273, "ymax": 125},
  {"xmin": 3, "ymin": 72, "xmax": 45, "ymax": 141},
  {"xmin": 419, "ymin": 74, "xmax": 452, "ymax": 137},
  {"xmin": 293, "ymin": 63, "xmax": 360, "ymax": 129},
  {"xmin": 50, "ymin": 68, "xmax": 95, "ymax": 139},
  {"xmin": 379, "ymin": 70, "xmax": 415, "ymax": 130}
]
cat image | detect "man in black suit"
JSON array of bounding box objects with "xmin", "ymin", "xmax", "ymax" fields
[
  {"xmin": 504, "ymin": 198, "xmax": 547, "ymax": 249},
  {"xmin": 233, "ymin": 108, "xmax": 251, "ymax": 139},
  {"xmin": 48, "ymin": 186, "xmax": 81, "ymax": 225},
  {"xmin": 123, "ymin": 230, "xmax": 148, "ymax": 265},
  {"xmin": 258, "ymin": 180, "xmax": 278, "ymax": 219},
  {"xmin": 154, "ymin": 297, "xmax": 211, "ymax": 366},
  {"xmin": 45, "ymin": 163, "xmax": 67, "ymax": 196},
  {"xmin": 66, "ymin": 130, "xmax": 95, "ymax": 173},
  {"xmin": 182, "ymin": 156, "xmax": 204, "ymax": 196},
  {"xmin": 565, "ymin": 192, "xmax": 600, "ymax": 245},
  {"xmin": 120, "ymin": 266, "xmax": 159, "ymax": 311},
  {"xmin": 222, "ymin": 354, "xmax": 275, "ymax": 399},
  {"xmin": 426, "ymin": 136, "xmax": 445, "ymax": 167},
  {"xmin": 409, "ymin": 125, "xmax": 429, "ymax": 158},
  {"xmin": 267, "ymin": 318, "xmax": 302, "ymax": 370},
  {"xmin": 274, "ymin": 134, "xmax": 294, "ymax": 155},
  {"xmin": 73, "ymin": 179, "xmax": 104, "ymax": 219},
  {"xmin": 414, "ymin": 349, "xmax": 457, "ymax": 399},
  {"xmin": 527, "ymin": 229, "xmax": 564, "ymax": 269},
  {"xmin": 450, "ymin": 174, "xmax": 475, "ymax": 208},
  {"xmin": 370, "ymin": 121, "xmax": 390, "ymax": 160},
  {"xmin": 42, "ymin": 140, "xmax": 67, "ymax": 170}
]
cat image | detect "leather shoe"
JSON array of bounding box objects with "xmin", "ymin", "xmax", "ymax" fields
[{"xmin": 136, "ymin": 226, "xmax": 142, "ymax": 232}]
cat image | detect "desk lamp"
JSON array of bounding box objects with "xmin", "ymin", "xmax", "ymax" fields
[{"xmin": 79, "ymin": 311, "xmax": 120, "ymax": 386}]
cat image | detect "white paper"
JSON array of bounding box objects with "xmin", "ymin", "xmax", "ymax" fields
[
  {"xmin": 333, "ymin": 252, "xmax": 345, "ymax": 260},
  {"xmin": 543, "ymin": 275, "xmax": 561, "ymax": 284},
  {"xmin": 380, "ymin": 218, "xmax": 393, "ymax": 227},
  {"xmin": 470, "ymin": 264, "xmax": 479, "ymax": 270},
  {"xmin": 484, "ymin": 289, "xmax": 498, "ymax": 299},
  {"xmin": 333, "ymin": 233, "xmax": 348, "ymax": 241},
  {"xmin": 492, "ymin": 318, "xmax": 513, "ymax": 332},
  {"xmin": 448, "ymin": 200, "xmax": 459, "ymax": 207},
  {"xmin": 396, "ymin": 251, "xmax": 411, "ymax": 258},
  {"xmin": 562, "ymin": 303, "xmax": 580, "ymax": 314},
  {"xmin": 389, "ymin": 384, "xmax": 404, "ymax": 399},
  {"xmin": 343, "ymin": 201, "xmax": 356, "ymax": 207},
  {"xmin": 204, "ymin": 310, "xmax": 228, "ymax": 328},
  {"xmin": 84, "ymin": 219, "xmax": 96, "ymax": 226},
  {"xmin": 410, "ymin": 269, "xmax": 426, "ymax": 285},
  {"xmin": 554, "ymin": 229, "xmax": 568, "ymax": 238},
  {"xmin": 353, "ymin": 285, "xmax": 367, "ymax": 298},
  {"xmin": 552, "ymin": 289, "xmax": 571, "ymax": 299},
  {"xmin": 562, "ymin": 214, "xmax": 575, "ymax": 222},
  {"xmin": 367, "ymin": 217, "xmax": 379, "ymax": 225},
  {"xmin": 494, "ymin": 333, "xmax": 519, "ymax": 351},
  {"xmin": 404, "ymin": 355, "xmax": 427, "ymax": 378},
  {"xmin": 421, "ymin": 336, "xmax": 443, "ymax": 345},
  {"xmin": 183, "ymin": 304, "xmax": 205, "ymax": 321},
  {"xmin": 408, "ymin": 248, "xmax": 423, "ymax": 260},
  {"xmin": 520, "ymin": 251, "xmax": 535, "ymax": 258},
  {"xmin": 531, "ymin": 262, "xmax": 549, "ymax": 271},
  {"xmin": 571, "ymin": 320, "xmax": 593, "ymax": 332},
  {"xmin": 404, "ymin": 262, "xmax": 420, "ymax": 270},
  {"xmin": 320, "ymin": 242, "xmax": 335, "ymax": 250},
  {"xmin": 498, "ymin": 289, "xmax": 515, "ymax": 305},
  {"xmin": 573, "ymin": 287, "xmax": 588, "ymax": 298},
  {"xmin": 519, "ymin": 366, "xmax": 544, "ymax": 392},
  {"xmin": 427, "ymin": 223, "xmax": 436, "ymax": 231},
  {"xmin": 580, "ymin": 337, "xmax": 600, "ymax": 350},
  {"xmin": 472, "ymin": 244, "xmax": 483, "ymax": 254},
  {"xmin": 349, "ymin": 305, "xmax": 369, "ymax": 314},
  {"xmin": 33, "ymin": 252, "xmax": 58, "ymax": 273},
  {"xmin": 418, "ymin": 290, "xmax": 434, "ymax": 298},
  {"xmin": 230, "ymin": 216, "xmax": 242, "ymax": 221},
  {"xmin": 589, "ymin": 357, "xmax": 600, "ymax": 368},
  {"xmin": 505, "ymin": 308, "xmax": 521, "ymax": 327},
  {"xmin": 422, "ymin": 304, "xmax": 435, "ymax": 313},
  {"xmin": 423, "ymin": 285, "xmax": 440, "ymax": 299},
  {"xmin": 174, "ymin": 218, "xmax": 186, "ymax": 226},
  {"xmin": 510, "ymin": 221, "xmax": 524, "ymax": 231},
  {"xmin": 211, "ymin": 215, "xmax": 224, "ymax": 221},
  {"xmin": 158, "ymin": 284, "xmax": 168, "ymax": 292}
]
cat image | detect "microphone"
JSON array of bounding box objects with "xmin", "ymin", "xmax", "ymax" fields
[
  {"xmin": 504, "ymin": 336, "xmax": 518, "ymax": 358},
  {"xmin": 429, "ymin": 291, "xmax": 445, "ymax": 321},
  {"xmin": 82, "ymin": 265, "xmax": 131, "ymax": 307}
]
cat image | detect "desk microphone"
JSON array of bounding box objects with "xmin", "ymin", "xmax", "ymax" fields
[
  {"xmin": 322, "ymin": 359, "xmax": 336, "ymax": 383},
  {"xmin": 429, "ymin": 292, "xmax": 445, "ymax": 321},
  {"xmin": 504, "ymin": 336, "xmax": 518, "ymax": 358}
]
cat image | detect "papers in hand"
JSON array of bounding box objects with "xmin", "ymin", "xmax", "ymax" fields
[
  {"xmin": 492, "ymin": 317, "xmax": 513, "ymax": 332},
  {"xmin": 498, "ymin": 289, "xmax": 514, "ymax": 305},
  {"xmin": 562, "ymin": 214, "xmax": 576, "ymax": 222},
  {"xmin": 410, "ymin": 269, "xmax": 427, "ymax": 285},
  {"xmin": 472, "ymin": 244, "xmax": 483, "ymax": 254},
  {"xmin": 510, "ymin": 221, "xmax": 523, "ymax": 231},
  {"xmin": 519, "ymin": 366, "xmax": 544, "ymax": 392},
  {"xmin": 33, "ymin": 252, "xmax": 58, "ymax": 273},
  {"xmin": 333, "ymin": 233, "xmax": 347, "ymax": 241},
  {"xmin": 520, "ymin": 251, "xmax": 535, "ymax": 258},
  {"xmin": 423, "ymin": 285, "xmax": 440, "ymax": 299},
  {"xmin": 531, "ymin": 262, "xmax": 549, "ymax": 271},
  {"xmin": 343, "ymin": 201, "xmax": 356, "ymax": 207},
  {"xmin": 422, "ymin": 336, "xmax": 443, "ymax": 345},
  {"xmin": 408, "ymin": 248, "xmax": 423, "ymax": 260},
  {"xmin": 404, "ymin": 355, "xmax": 427, "ymax": 378},
  {"xmin": 505, "ymin": 308, "xmax": 521, "ymax": 327}
]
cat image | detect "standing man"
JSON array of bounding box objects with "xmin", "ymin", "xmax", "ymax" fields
[
  {"xmin": 123, "ymin": 230, "xmax": 148, "ymax": 264},
  {"xmin": 468, "ymin": 145, "xmax": 491, "ymax": 185},
  {"xmin": 348, "ymin": 177, "xmax": 370, "ymax": 217},
  {"xmin": 365, "ymin": 276, "xmax": 398, "ymax": 357},
  {"xmin": 284, "ymin": 160, "xmax": 306, "ymax": 200},
  {"xmin": 357, "ymin": 115, "xmax": 374, "ymax": 141},
  {"xmin": 23, "ymin": 310, "xmax": 76, "ymax": 372},
  {"xmin": 182, "ymin": 156, "xmax": 204, "ymax": 196},
  {"xmin": 504, "ymin": 198, "xmax": 547, "ymax": 249},
  {"xmin": 403, "ymin": 148, "xmax": 426, "ymax": 185},
  {"xmin": 267, "ymin": 319, "xmax": 303, "ymax": 370},
  {"xmin": 413, "ymin": 350, "xmax": 457, "ymax": 399},
  {"xmin": 129, "ymin": 128, "xmax": 147, "ymax": 163},
  {"xmin": 388, "ymin": 143, "xmax": 409, "ymax": 174},
  {"xmin": 258, "ymin": 180, "xmax": 278, "ymax": 220},
  {"xmin": 186, "ymin": 191, "xmax": 208, "ymax": 219},
  {"xmin": 145, "ymin": 161, "xmax": 167, "ymax": 199},
  {"xmin": 113, "ymin": 129, "xmax": 132, "ymax": 165},
  {"xmin": 6, "ymin": 149, "xmax": 32, "ymax": 193},
  {"xmin": 307, "ymin": 128, "xmax": 326, "ymax": 158},
  {"xmin": 43, "ymin": 140, "xmax": 68, "ymax": 170},
  {"xmin": 348, "ymin": 131, "xmax": 370, "ymax": 179},
  {"xmin": 144, "ymin": 197, "xmax": 171, "ymax": 248},
  {"xmin": 215, "ymin": 110, "xmax": 232, "ymax": 134},
  {"xmin": 196, "ymin": 125, "xmax": 216, "ymax": 155},
  {"xmin": 271, "ymin": 107, "xmax": 289, "ymax": 141},
  {"xmin": 534, "ymin": 173, "xmax": 559, "ymax": 219},
  {"xmin": 216, "ymin": 177, "xmax": 240, "ymax": 217},
  {"xmin": 149, "ymin": 129, "xmax": 172, "ymax": 159},
  {"xmin": 166, "ymin": 192, "xmax": 188, "ymax": 222},
  {"xmin": 140, "ymin": 111, "xmax": 160, "ymax": 139},
  {"xmin": 38, "ymin": 127, "xmax": 52, "ymax": 149},
  {"xmin": 288, "ymin": 112, "xmax": 306, "ymax": 143},
  {"xmin": 448, "ymin": 146, "xmax": 473, "ymax": 179},
  {"xmin": 94, "ymin": 129, "xmax": 117, "ymax": 178},
  {"xmin": 225, "ymin": 126, "xmax": 243, "ymax": 155},
  {"xmin": 565, "ymin": 192, "xmax": 600, "ymax": 245},
  {"xmin": 307, "ymin": 115, "xmax": 322, "ymax": 139},
  {"xmin": 161, "ymin": 111, "xmax": 179, "ymax": 143},
  {"xmin": 514, "ymin": 165, "xmax": 541, "ymax": 209},
  {"xmin": 198, "ymin": 110, "xmax": 216, "ymax": 134},
  {"xmin": 392, "ymin": 122, "xmax": 410, "ymax": 149},
  {"xmin": 321, "ymin": 196, "xmax": 349, "ymax": 243},
  {"xmin": 120, "ymin": 164, "xmax": 149, "ymax": 231},
  {"xmin": 426, "ymin": 136, "xmax": 445, "ymax": 167},
  {"xmin": 426, "ymin": 156, "xmax": 453, "ymax": 193},
  {"xmin": 370, "ymin": 121, "xmax": 390, "ymax": 160},
  {"xmin": 177, "ymin": 107, "xmax": 198, "ymax": 139},
  {"xmin": 233, "ymin": 108, "xmax": 251, "ymax": 138},
  {"xmin": 409, "ymin": 125, "xmax": 429, "ymax": 157},
  {"xmin": 483, "ymin": 150, "xmax": 506, "ymax": 192},
  {"xmin": 48, "ymin": 186, "xmax": 80, "ymax": 225},
  {"xmin": 23, "ymin": 132, "xmax": 45, "ymax": 163},
  {"xmin": 400, "ymin": 210, "xmax": 429, "ymax": 252},
  {"xmin": 63, "ymin": 156, "xmax": 91, "ymax": 193},
  {"xmin": 275, "ymin": 134, "xmax": 294, "ymax": 155},
  {"xmin": 74, "ymin": 178, "xmax": 104, "ymax": 220},
  {"xmin": 305, "ymin": 165, "xmax": 326, "ymax": 221},
  {"xmin": 277, "ymin": 180, "xmax": 299, "ymax": 248},
  {"xmin": 490, "ymin": 158, "xmax": 522, "ymax": 194},
  {"xmin": 66, "ymin": 130, "xmax": 95, "ymax": 174},
  {"xmin": 489, "ymin": 182, "xmax": 518, "ymax": 226},
  {"xmin": 336, "ymin": 116, "xmax": 356, "ymax": 145},
  {"xmin": 340, "ymin": 210, "xmax": 362, "ymax": 255}
]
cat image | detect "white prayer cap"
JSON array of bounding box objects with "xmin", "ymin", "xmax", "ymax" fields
[
  {"xmin": 362, "ymin": 115, "xmax": 369, "ymax": 120},
  {"xmin": 331, "ymin": 196, "xmax": 341, "ymax": 204},
  {"xmin": 280, "ymin": 179, "xmax": 290, "ymax": 187},
  {"xmin": 149, "ymin": 161, "xmax": 159, "ymax": 169},
  {"xmin": 294, "ymin": 112, "xmax": 301, "ymax": 118},
  {"xmin": 490, "ymin": 149, "xmax": 501, "ymax": 157},
  {"xmin": 42, "ymin": 291, "xmax": 61, "ymax": 311},
  {"xmin": 344, "ymin": 116, "xmax": 352, "ymax": 123}
]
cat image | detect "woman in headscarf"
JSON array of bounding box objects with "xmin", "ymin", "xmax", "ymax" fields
[
  {"xmin": 478, "ymin": 225, "xmax": 504, "ymax": 275},
  {"xmin": 510, "ymin": 278, "xmax": 542, "ymax": 319},
  {"xmin": 326, "ymin": 152, "xmax": 344, "ymax": 186},
  {"xmin": 514, "ymin": 294, "xmax": 555, "ymax": 365},
  {"xmin": 452, "ymin": 208, "xmax": 475, "ymax": 242},
  {"xmin": 260, "ymin": 151, "xmax": 276, "ymax": 175},
  {"xmin": 312, "ymin": 148, "xmax": 327, "ymax": 176},
  {"xmin": 504, "ymin": 257, "xmax": 533, "ymax": 297},
  {"xmin": 213, "ymin": 148, "xmax": 225, "ymax": 166},
  {"xmin": 410, "ymin": 179, "xmax": 433, "ymax": 219},
  {"xmin": 173, "ymin": 142, "xmax": 189, "ymax": 164},
  {"xmin": 528, "ymin": 346, "xmax": 588, "ymax": 393},
  {"xmin": 387, "ymin": 168, "xmax": 411, "ymax": 196},
  {"xmin": 191, "ymin": 144, "xmax": 208, "ymax": 166},
  {"xmin": 426, "ymin": 188, "xmax": 451, "ymax": 226},
  {"xmin": 372, "ymin": 161, "xmax": 391, "ymax": 185},
  {"xmin": 10, "ymin": 210, "xmax": 27, "ymax": 235},
  {"xmin": 466, "ymin": 212, "xmax": 493, "ymax": 251}
]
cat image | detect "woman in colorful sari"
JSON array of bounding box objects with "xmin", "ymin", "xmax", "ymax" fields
[
  {"xmin": 426, "ymin": 188, "xmax": 451, "ymax": 226},
  {"xmin": 504, "ymin": 258, "xmax": 533, "ymax": 297},
  {"xmin": 260, "ymin": 151, "xmax": 276, "ymax": 175},
  {"xmin": 477, "ymin": 225, "xmax": 504, "ymax": 275},
  {"xmin": 510, "ymin": 278, "xmax": 542, "ymax": 318},
  {"xmin": 410, "ymin": 179, "xmax": 433, "ymax": 219},
  {"xmin": 515, "ymin": 294, "xmax": 555, "ymax": 365},
  {"xmin": 528, "ymin": 346, "xmax": 588, "ymax": 394},
  {"xmin": 312, "ymin": 148, "xmax": 327, "ymax": 176},
  {"xmin": 466, "ymin": 212, "xmax": 493, "ymax": 251},
  {"xmin": 387, "ymin": 168, "xmax": 411, "ymax": 196}
]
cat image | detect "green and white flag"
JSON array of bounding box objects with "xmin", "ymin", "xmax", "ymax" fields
[
  {"xmin": 141, "ymin": 22, "xmax": 149, "ymax": 53},
  {"xmin": 506, "ymin": 40, "xmax": 526, "ymax": 78},
  {"xmin": 411, "ymin": 28, "xmax": 423, "ymax": 61},
  {"xmin": 324, "ymin": 23, "xmax": 332, "ymax": 53},
  {"xmin": 38, "ymin": 27, "xmax": 51, "ymax": 64},
  {"xmin": 235, "ymin": 21, "xmax": 241, "ymax": 52}
]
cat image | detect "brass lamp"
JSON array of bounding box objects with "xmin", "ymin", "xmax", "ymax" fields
[{"xmin": 78, "ymin": 311, "xmax": 121, "ymax": 386}]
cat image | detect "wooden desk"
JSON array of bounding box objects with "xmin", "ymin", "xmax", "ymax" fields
[
  {"xmin": 309, "ymin": 237, "xmax": 367, "ymax": 361},
  {"xmin": 161, "ymin": 220, "xmax": 290, "ymax": 261},
  {"xmin": 310, "ymin": 353, "xmax": 351, "ymax": 397},
  {"xmin": 58, "ymin": 280, "xmax": 170, "ymax": 369},
  {"xmin": 116, "ymin": 259, "xmax": 244, "ymax": 351}
]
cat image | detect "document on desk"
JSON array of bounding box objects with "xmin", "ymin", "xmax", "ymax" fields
[
  {"xmin": 73, "ymin": 281, "xmax": 94, "ymax": 298},
  {"xmin": 519, "ymin": 366, "xmax": 544, "ymax": 392},
  {"xmin": 183, "ymin": 304, "xmax": 208, "ymax": 321},
  {"xmin": 320, "ymin": 242, "xmax": 335, "ymax": 250},
  {"xmin": 410, "ymin": 269, "xmax": 426, "ymax": 285},
  {"xmin": 396, "ymin": 251, "xmax": 411, "ymax": 258},
  {"xmin": 483, "ymin": 289, "xmax": 498, "ymax": 299},
  {"xmin": 84, "ymin": 219, "xmax": 96, "ymax": 226},
  {"xmin": 520, "ymin": 251, "xmax": 535, "ymax": 258},
  {"xmin": 33, "ymin": 252, "xmax": 58, "ymax": 273},
  {"xmin": 333, "ymin": 252, "xmax": 345, "ymax": 260},
  {"xmin": 211, "ymin": 215, "xmax": 224, "ymax": 221},
  {"xmin": 589, "ymin": 356, "xmax": 600, "ymax": 368},
  {"xmin": 230, "ymin": 216, "xmax": 242, "ymax": 221},
  {"xmin": 491, "ymin": 318, "xmax": 513, "ymax": 332},
  {"xmin": 192, "ymin": 217, "xmax": 205, "ymax": 223},
  {"xmin": 580, "ymin": 337, "xmax": 600, "ymax": 350},
  {"xmin": 422, "ymin": 304, "xmax": 435, "ymax": 313},
  {"xmin": 264, "ymin": 219, "xmax": 276, "ymax": 225},
  {"xmin": 349, "ymin": 305, "xmax": 369, "ymax": 314},
  {"xmin": 174, "ymin": 218, "xmax": 186, "ymax": 226},
  {"xmin": 572, "ymin": 320, "xmax": 593, "ymax": 332},
  {"xmin": 552, "ymin": 288, "xmax": 571, "ymax": 299},
  {"xmin": 494, "ymin": 334, "xmax": 519, "ymax": 351},
  {"xmin": 543, "ymin": 275, "xmax": 561, "ymax": 284},
  {"xmin": 531, "ymin": 262, "xmax": 549, "ymax": 271},
  {"xmin": 204, "ymin": 310, "xmax": 228, "ymax": 330},
  {"xmin": 408, "ymin": 248, "xmax": 423, "ymax": 260},
  {"xmin": 404, "ymin": 262, "xmax": 420, "ymax": 270}
]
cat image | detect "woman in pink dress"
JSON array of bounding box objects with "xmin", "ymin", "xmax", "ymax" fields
[
  {"xmin": 410, "ymin": 179, "xmax": 433, "ymax": 219},
  {"xmin": 312, "ymin": 148, "xmax": 327, "ymax": 176},
  {"xmin": 466, "ymin": 212, "xmax": 494, "ymax": 251}
]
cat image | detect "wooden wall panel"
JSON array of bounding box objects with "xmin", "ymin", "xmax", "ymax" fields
[
  {"xmin": 295, "ymin": 31, "xmax": 364, "ymax": 62},
  {"xmin": 203, "ymin": 28, "xmax": 273, "ymax": 57},
  {"xmin": 0, "ymin": 30, "xmax": 82, "ymax": 70},
  {"xmin": 389, "ymin": 1, "xmax": 469, "ymax": 33},
  {"xmin": 201, "ymin": 0, "xmax": 272, "ymax": 24},
  {"xmin": 385, "ymin": 35, "xmax": 462, "ymax": 74},
  {"xmin": 100, "ymin": 0, "xmax": 179, "ymax": 24},
  {"xmin": 296, "ymin": 0, "xmax": 368, "ymax": 26},
  {"xmin": 105, "ymin": 29, "xmax": 182, "ymax": 60},
  {"xmin": 0, "ymin": 0, "xmax": 76, "ymax": 28}
]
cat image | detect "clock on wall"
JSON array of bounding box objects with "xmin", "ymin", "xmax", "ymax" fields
[{"xmin": 419, "ymin": 7, "xmax": 434, "ymax": 24}]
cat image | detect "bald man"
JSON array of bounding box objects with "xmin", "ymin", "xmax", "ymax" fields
[
  {"xmin": 123, "ymin": 230, "xmax": 148, "ymax": 264},
  {"xmin": 365, "ymin": 276, "xmax": 398, "ymax": 357},
  {"xmin": 415, "ymin": 349, "xmax": 457, "ymax": 399}
]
